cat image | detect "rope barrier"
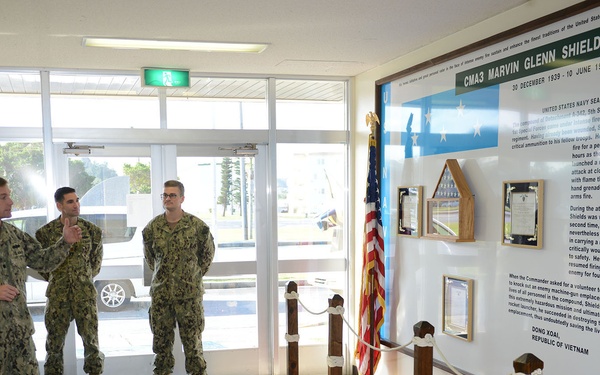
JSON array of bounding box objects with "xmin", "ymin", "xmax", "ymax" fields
[
  {"xmin": 328, "ymin": 305, "xmax": 344, "ymax": 315},
  {"xmin": 284, "ymin": 291, "xmax": 298, "ymax": 300},
  {"xmin": 429, "ymin": 335, "xmax": 465, "ymax": 375},
  {"xmin": 285, "ymin": 290, "xmax": 466, "ymax": 375},
  {"xmin": 412, "ymin": 334, "xmax": 433, "ymax": 347},
  {"xmin": 287, "ymin": 289, "xmax": 544, "ymax": 374},
  {"xmin": 285, "ymin": 333, "xmax": 300, "ymax": 343},
  {"xmin": 327, "ymin": 356, "xmax": 344, "ymax": 368},
  {"xmin": 285, "ymin": 291, "xmax": 328, "ymax": 315}
]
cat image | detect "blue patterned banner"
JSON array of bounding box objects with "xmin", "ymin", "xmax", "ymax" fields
[{"xmin": 400, "ymin": 86, "xmax": 499, "ymax": 158}]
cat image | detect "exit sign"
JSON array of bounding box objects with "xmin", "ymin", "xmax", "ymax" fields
[{"xmin": 142, "ymin": 68, "xmax": 190, "ymax": 88}]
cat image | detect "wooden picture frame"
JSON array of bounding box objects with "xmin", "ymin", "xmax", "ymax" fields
[
  {"xmin": 502, "ymin": 180, "xmax": 544, "ymax": 249},
  {"xmin": 397, "ymin": 186, "xmax": 422, "ymax": 237},
  {"xmin": 442, "ymin": 275, "xmax": 474, "ymax": 342}
]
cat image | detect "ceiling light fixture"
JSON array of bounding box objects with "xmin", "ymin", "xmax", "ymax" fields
[{"xmin": 82, "ymin": 37, "xmax": 268, "ymax": 53}]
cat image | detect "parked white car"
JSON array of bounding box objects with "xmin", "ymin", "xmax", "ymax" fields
[{"xmin": 6, "ymin": 207, "xmax": 150, "ymax": 312}]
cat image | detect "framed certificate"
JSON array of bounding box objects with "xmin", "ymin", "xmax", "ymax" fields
[
  {"xmin": 502, "ymin": 180, "xmax": 544, "ymax": 249},
  {"xmin": 398, "ymin": 186, "xmax": 422, "ymax": 237},
  {"xmin": 442, "ymin": 275, "xmax": 474, "ymax": 341}
]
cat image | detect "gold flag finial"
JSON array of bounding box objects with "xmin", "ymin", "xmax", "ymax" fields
[{"xmin": 366, "ymin": 111, "xmax": 380, "ymax": 136}]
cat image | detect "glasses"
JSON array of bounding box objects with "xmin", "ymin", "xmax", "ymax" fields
[{"xmin": 160, "ymin": 193, "xmax": 179, "ymax": 200}]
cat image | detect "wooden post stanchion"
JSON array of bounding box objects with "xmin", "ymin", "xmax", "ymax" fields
[
  {"xmin": 413, "ymin": 321, "xmax": 434, "ymax": 375},
  {"xmin": 286, "ymin": 281, "xmax": 299, "ymax": 375},
  {"xmin": 328, "ymin": 294, "xmax": 344, "ymax": 375},
  {"xmin": 513, "ymin": 353, "xmax": 543, "ymax": 374}
]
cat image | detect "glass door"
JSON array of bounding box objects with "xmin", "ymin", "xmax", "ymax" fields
[
  {"xmin": 175, "ymin": 154, "xmax": 264, "ymax": 374},
  {"xmin": 67, "ymin": 155, "xmax": 154, "ymax": 360},
  {"xmin": 56, "ymin": 149, "xmax": 267, "ymax": 374},
  {"xmin": 14, "ymin": 149, "xmax": 153, "ymax": 374},
  {"xmin": 177, "ymin": 155, "xmax": 260, "ymax": 335},
  {"xmin": 22, "ymin": 143, "xmax": 341, "ymax": 374},
  {"xmin": 64, "ymin": 151, "xmax": 265, "ymax": 374}
]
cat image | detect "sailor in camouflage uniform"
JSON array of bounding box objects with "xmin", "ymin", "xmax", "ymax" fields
[
  {"xmin": 35, "ymin": 187, "xmax": 104, "ymax": 375},
  {"xmin": 0, "ymin": 177, "xmax": 83, "ymax": 375},
  {"xmin": 143, "ymin": 180, "xmax": 215, "ymax": 375}
]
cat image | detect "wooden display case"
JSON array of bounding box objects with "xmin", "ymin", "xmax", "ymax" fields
[{"xmin": 424, "ymin": 159, "xmax": 474, "ymax": 242}]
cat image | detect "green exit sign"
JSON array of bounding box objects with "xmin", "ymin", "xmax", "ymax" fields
[{"xmin": 142, "ymin": 68, "xmax": 190, "ymax": 88}]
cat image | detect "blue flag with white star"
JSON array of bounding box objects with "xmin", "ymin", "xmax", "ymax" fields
[{"xmin": 400, "ymin": 85, "xmax": 499, "ymax": 157}]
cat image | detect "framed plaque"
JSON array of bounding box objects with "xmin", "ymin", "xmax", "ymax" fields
[
  {"xmin": 442, "ymin": 275, "xmax": 474, "ymax": 342},
  {"xmin": 502, "ymin": 180, "xmax": 544, "ymax": 249},
  {"xmin": 398, "ymin": 186, "xmax": 422, "ymax": 237}
]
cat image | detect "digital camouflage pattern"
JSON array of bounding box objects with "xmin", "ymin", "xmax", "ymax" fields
[
  {"xmin": 0, "ymin": 332, "xmax": 38, "ymax": 375},
  {"xmin": 149, "ymin": 297, "xmax": 206, "ymax": 374},
  {"xmin": 143, "ymin": 212, "xmax": 215, "ymax": 375},
  {"xmin": 35, "ymin": 217, "xmax": 104, "ymax": 375},
  {"xmin": 0, "ymin": 222, "xmax": 71, "ymax": 375}
]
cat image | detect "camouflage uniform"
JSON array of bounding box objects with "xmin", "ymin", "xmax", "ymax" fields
[
  {"xmin": 143, "ymin": 212, "xmax": 215, "ymax": 375},
  {"xmin": 35, "ymin": 217, "xmax": 104, "ymax": 375},
  {"xmin": 0, "ymin": 222, "xmax": 71, "ymax": 375}
]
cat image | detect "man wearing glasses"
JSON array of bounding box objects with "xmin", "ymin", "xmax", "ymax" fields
[{"xmin": 143, "ymin": 180, "xmax": 215, "ymax": 375}]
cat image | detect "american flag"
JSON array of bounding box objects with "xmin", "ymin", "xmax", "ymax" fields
[{"xmin": 355, "ymin": 133, "xmax": 385, "ymax": 375}]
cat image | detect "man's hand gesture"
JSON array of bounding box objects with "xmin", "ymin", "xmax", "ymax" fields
[{"xmin": 62, "ymin": 217, "xmax": 82, "ymax": 244}]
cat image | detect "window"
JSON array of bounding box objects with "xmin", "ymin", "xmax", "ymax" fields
[
  {"xmin": 166, "ymin": 77, "xmax": 267, "ymax": 129},
  {"xmin": 0, "ymin": 71, "xmax": 349, "ymax": 373},
  {"xmin": 276, "ymin": 80, "xmax": 345, "ymax": 130},
  {"xmin": 0, "ymin": 71, "xmax": 42, "ymax": 127},
  {"xmin": 276, "ymin": 144, "xmax": 347, "ymax": 346},
  {"xmin": 178, "ymin": 156, "xmax": 259, "ymax": 349},
  {"xmin": 49, "ymin": 73, "xmax": 160, "ymax": 129}
]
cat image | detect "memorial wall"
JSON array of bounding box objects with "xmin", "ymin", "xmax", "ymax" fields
[{"xmin": 379, "ymin": 5, "xmax": 600, "ymax": 373}]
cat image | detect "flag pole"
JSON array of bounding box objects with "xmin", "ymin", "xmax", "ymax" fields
[
  {"xmin": 355, "ymin": 111, "xmax": 384, "ymax": 375},
  {"xmin": 367, "ymin": 112, "xmax": 378, "ymax": 375}
]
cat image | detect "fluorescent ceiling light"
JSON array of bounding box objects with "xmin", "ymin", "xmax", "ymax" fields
[{"xmin": 82, "ymin": 37, "xmax": 268, "ymax": 53}]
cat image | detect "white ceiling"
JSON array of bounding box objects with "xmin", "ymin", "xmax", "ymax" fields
[{"xmin": 0, "ymin": 0, "xmax": 529, "ymax": 77}]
